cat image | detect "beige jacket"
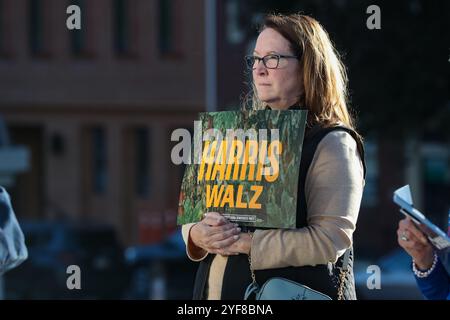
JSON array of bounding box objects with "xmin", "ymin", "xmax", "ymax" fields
[{"xmin": 181, "ymin": 130, "xmax": 365, "ymax": 299}]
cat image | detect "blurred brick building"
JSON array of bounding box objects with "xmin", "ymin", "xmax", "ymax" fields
[
  {"xmin": 0, "ymin": 0, "xmax": 251, "ymax": 245},
  {"xmin": 2, "ymin": 0, "xmax": 447, "ymax": 256}
]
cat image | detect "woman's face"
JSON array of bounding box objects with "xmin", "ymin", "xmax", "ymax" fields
[{"xmin": 253, "ymin": 28, "xmax": 302, "ymax": 110}]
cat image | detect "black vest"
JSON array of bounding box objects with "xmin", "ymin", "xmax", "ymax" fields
[{"xmin": 192, "ymin": 125, "xmax": 366, "ymax": 300}]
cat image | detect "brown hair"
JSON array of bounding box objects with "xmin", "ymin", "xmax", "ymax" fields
[{"xmin": 247, "ymin": 13, "xmax": 357, "ymax": 131}]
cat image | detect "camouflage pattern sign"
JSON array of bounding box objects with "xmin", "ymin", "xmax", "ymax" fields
[{"xmin": 177, "ymin": 110, "xmax": 307, "ymax": 229}]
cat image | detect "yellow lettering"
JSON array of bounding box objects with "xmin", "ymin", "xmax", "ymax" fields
[
  {"xmin": 265, "ymin": 141, "xmax": 282, "ymax": 182},
  {"xmin": 204, "ymin": 141, "xmax": 218, "ymax": 180},
  {"xmin": 235, "ymin": 185, "xmax": 247, "ymax": 209},
  {"xmin": 206, "ymin": 184, "xmax": 224, "ymax": 208},
  {"xmin": 225, "ymin": 140, "xmax": 243, "ymax": 180},
  {"xmin": 211, "ymin": 143, "xmax": 227, "ymax": 180},
  {"xmin": 249, "ymin": 185, "xmax": 263, "ymax": 209},
  {"xmin": 256, "ymin": 140, "xmax": 267, "ymax": 181},
  {"xmin": 220, "ymin": 185, "xmax": 235, "ymax": 208},
  {"xmin": 197, "ymin": 141, "xmax": 210, "ymax": 181}
]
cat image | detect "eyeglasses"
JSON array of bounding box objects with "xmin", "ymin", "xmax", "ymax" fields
[{"xmin": 245, "ymin": 53, "xmax": 299, "ymax": 70}]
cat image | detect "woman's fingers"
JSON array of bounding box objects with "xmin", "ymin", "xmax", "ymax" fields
[
  {"xmin": 211, "ymin": 226, "xmax": 241, "ymax": 242},
  {"xmin": 404, "ymin": 218, "xmax": 428, "ymax": 245},
  {"xmin": 199, "ymin": 220, "xmax": 237, "ymax": 239},
  {"xmin": 397, "ymin": 218, "xmax": 434, "ymax": 264},
  {"xmin": 192, "ymin": 214, "xmax": 241, "ymax": 253},
  {"xmin": 397, "ymin": 220, "xmax": 411, "ymax": 245},
  {"xmin": 398, "ymin": 218, "xmax": 428, "ymax": 245},
  {"xmin": 210, "ymin": 233, "xmax": 240, "ymax": 251},
  {"xmin": 202, "ymin": 212, "xmax": 229, "ymax": 226},
  {"xmin": 398, "ymin": 230, "xmax": 429, "ymax": 260},
  {"xmin": 397, "ymin": 228, "xmax": 418, "ymax": 246},
  {"xmin": 190, "ymin": 222, "xmax": 211, "ymax": 250},
  {"xmin": 398, "ymin": 218, "xmax": 409, "ymax": 231}
]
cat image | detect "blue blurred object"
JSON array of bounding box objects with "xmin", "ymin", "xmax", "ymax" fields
[
  {"xmin": 0, "ymin": 186, "xmax": 28, "ymax": 274},
  {"xmin": 354, "ymin": 248, "xmax": 423, "ymax": 299},
  {"xmin": 125, "ymin": 230, "xmax": 186, "ymax": 264},
  {"xmin": 4, "ymin": 220, "xmax": 130, "ymax": 299},
  {"xmin": 124, "ymin": 229, "xmax": 197, "ymax": 299}
]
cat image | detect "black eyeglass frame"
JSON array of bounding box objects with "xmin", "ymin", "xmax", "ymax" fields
[{"xmin": 245, "ymin": 53, "xmax": 300, "ymax": 70}]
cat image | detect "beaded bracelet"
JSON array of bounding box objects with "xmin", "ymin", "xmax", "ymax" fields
[{"xmin": 412, "ymin": 252, "xmax": 438, "ymax": 278}]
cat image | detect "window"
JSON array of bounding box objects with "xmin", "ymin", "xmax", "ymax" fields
[
  {"xmin": 226, "ymin": 0, "xmax": 244, "ymax": 45},
  {"xmin": 91, "ymin": 127, "xmax": 108, "ymax": 194},
  {"xmin": 134, "ymin": 128, "xmax": 151, "ymax": 197},
  {"xmin": 113, "ymin": 0, "xmax": 137, "ymax": 56},
  {"xmin": 70, "ymin": 0, "xmax": 87, "ymax": 57},
  {"xmin": 158, "ymin": 0, "xmax": 181, "ymax": 56},
  {"xmin": 29, "ymin": 0, "xmax": 47, "ymax": 56},
  {"xmin": 158, "ymin": 0, "xmax": 172, "ymax": 55}
]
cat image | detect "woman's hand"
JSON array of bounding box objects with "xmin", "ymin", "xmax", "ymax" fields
[
  {"xmin": 223, "ymin": 232, "xmax": 253, "ymax": 255},
  {"xmin": 190, "ymin": 212, "xmax": 241, "ymax": 256},
  {"xmin": 397, "ymin": 217, "xmax": 434, "ymax": 270}
]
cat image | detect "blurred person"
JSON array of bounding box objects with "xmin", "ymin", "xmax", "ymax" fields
[
  {"xmin": 397, "ymin": 217, "xmax": 450, "ymax": 300},
  {"xmin": 0, "ymin": 186, "xmax": 27, "ymax": 274},
  {"xmin": 182, "ymin": 13, "xmax": 365, "ymax": 299}
]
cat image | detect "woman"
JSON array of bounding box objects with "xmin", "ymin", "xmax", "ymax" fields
[
  {"xmin": 182, "ymin": 13, "xmax": 365, "ymax": 300},
  {"xmin": 397, "ymin": 217, "xmax": 450, "ymax": 300}
]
